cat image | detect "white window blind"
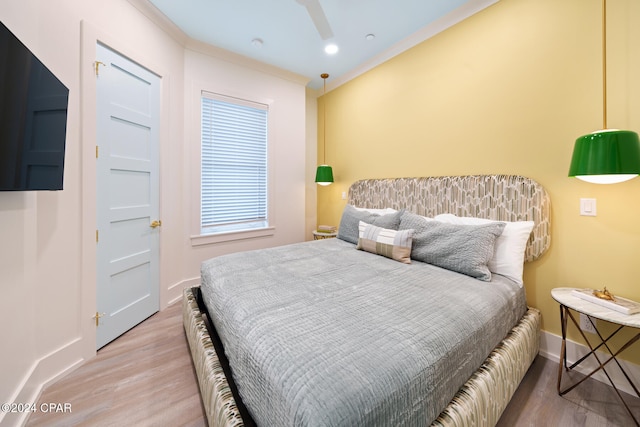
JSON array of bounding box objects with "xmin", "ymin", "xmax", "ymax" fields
[{"xmin": 201, "ymin": 93, "xmax": 268, "ymax": 234}]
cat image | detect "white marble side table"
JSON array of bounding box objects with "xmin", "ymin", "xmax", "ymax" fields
[{"xmin": 551, "ymin": 287, "xmax": 640, "ymax": 426}]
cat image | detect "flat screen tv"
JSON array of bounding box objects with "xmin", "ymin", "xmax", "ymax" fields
[{"xmin": 0, "ymin": 21, "xmax": 69, "ymax": 191}]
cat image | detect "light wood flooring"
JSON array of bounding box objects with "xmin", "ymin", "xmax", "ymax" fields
[
  {"xmin": 26, "ymin": 302, "xmax": 206, "ymax": 427},
  {"xmin": 26, "ymin": 301, "xmax": 640, "ymax": 427}
]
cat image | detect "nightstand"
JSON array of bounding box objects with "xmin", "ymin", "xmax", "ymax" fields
[
  {"xmin": 551, "ymin": 287, "xmax": 640, "ymax": 425},
  {"xmin": 313, "ymin": 230, "xmax": 337, "ymax": 240}
]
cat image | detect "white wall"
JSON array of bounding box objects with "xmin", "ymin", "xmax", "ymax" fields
[
  {"xmin": 180, "ymin": 43, "xmax": 309, "ymax": 280},
  {"xmin": 0, "ymin": 1, "xmax": 310, "ymax": 425}
]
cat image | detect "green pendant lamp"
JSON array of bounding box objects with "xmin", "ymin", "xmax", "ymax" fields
[
  {"xmin": 315, "ymin": 164, "xmax": 334, "ymax": 185},
  {"xmin": 568, "ymin": 0, "xmax": 640, "ymax": 184},
  {"xmin": 569, "ymin": 130, "xmax": 640, "ymax": 184},
  {"xmin": 315, "ymin": 73, "xmax": 334, "ymax": 186}
]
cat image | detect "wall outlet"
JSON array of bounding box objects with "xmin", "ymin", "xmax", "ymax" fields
[{"xmin": 580, "ymin": 313, "xmax": 597, "ymax": 334}]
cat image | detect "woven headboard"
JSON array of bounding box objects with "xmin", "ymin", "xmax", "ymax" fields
[{"xmin": 348, "ymin": 175, "xmax": 551, "ymax": 262}]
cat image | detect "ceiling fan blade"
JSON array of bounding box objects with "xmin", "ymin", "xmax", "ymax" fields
[{"xmin": 296, "ymin": 0, "xmax": 334, "ymax": 40}]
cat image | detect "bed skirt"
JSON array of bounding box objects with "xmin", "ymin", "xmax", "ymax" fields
[{"xmin": 183, "ymin": 286, "xmax": 541, "ymax": 427}]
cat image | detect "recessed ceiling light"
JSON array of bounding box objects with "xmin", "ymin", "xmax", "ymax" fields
[
  {"xmin": 365, "ymin": 34, "xmax": 375, "ymax": 41},
  {"xmin": 324, "ymin": 44, "xmax": 338, "ymax": 55}
]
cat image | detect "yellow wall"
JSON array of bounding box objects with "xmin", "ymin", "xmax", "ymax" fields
[{"xmin": 318, "ymin": 0, "xmax": 640, "ymax": 364}]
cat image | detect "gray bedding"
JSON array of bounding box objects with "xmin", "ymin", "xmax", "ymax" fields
[{"xmin": 200, "ymin": 238, "xmax": 527, "ymax": 427}]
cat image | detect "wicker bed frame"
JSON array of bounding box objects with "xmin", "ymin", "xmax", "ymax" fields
[{"xmin": 184, "ymin": 175, "xmax": 551, "ymax": 427}]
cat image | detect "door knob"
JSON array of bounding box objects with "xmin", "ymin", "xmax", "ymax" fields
[{"xmin": 150, "ymin": 220, "xmax": 162, "ymax": 228}]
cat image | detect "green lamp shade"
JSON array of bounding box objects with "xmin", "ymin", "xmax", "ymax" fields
[
  {"xmin": 315, "ymin": 165, "xmax": 334, "ymax": 186},
  {"xmin": 568, "ymin": 129, "xmax": 640, "ymax": 184}
]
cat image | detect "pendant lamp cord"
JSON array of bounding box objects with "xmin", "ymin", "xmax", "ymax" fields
[
  {"xmin": 321, "ymin": 73, "xmax": 329, "ymax": 164},
  {"xmin": 602, "ymin": 0, "xmax": 607, "ymax": 129}
]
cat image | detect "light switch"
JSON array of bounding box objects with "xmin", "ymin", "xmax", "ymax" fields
[
  {"xmin": 341, "ymin": 191, "xmax": 347, "ymax": 200},
  {"xmin": 580, "ymin": 198, "xmax": 596, "ymax": 216}
]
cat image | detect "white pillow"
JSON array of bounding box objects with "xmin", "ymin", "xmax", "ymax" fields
[
  {"xmin": 434, "ymin": 214, "xmax": 534, "ymax": 286},
  {"xmin": 352, "ymin": 206, "xmax": 398, "ymax": 215}
]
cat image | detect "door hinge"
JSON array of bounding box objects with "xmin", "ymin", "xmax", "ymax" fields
[
  {"xmin": 96, "ymin": 230, "xmax": 99, "ymax": 243},
  {"xmin": 93, "ymin": 311, "xmax": 105, "ymax": 327},
  {"xmin": 96, "ymin": 145, "xmax": 99, "ymax": 158},
  {"xmin": 94, "ymin": 61, "xmax": 105, "ymax": 77}
]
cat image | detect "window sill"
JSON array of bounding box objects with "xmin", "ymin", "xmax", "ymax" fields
[{"xmin": 191, "ymin": 226, "xmax": 275, "ymax": 246}]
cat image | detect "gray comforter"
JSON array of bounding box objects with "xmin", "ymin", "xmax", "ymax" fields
[{"xmin": 201, "ymin": 238, "xmax": 527, "ymax": 427}]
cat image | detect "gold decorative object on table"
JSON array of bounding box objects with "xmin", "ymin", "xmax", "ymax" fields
[
  {"xmin": 593, "ymin": 286, "xmax": 615, "ymax": 301},
  {"xmin": 572, "ymin": 287, "xmax": 640, "ymax": 315}
]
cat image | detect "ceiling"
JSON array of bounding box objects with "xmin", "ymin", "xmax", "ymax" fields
[{"xmin": 147, "ymin": 0, "xmax": 498, "ymax": 90}]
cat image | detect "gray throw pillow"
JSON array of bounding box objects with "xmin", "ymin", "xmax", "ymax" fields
[
  {"xmin": 399, "ymin": 211, "xmax": 505, "ymax": 281},
  {"xmin": 337, "ymin": 205, "xmax": 403, "ymax": 244}
]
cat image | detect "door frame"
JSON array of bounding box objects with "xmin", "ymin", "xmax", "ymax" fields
[{"xmin": 80, "ymin": 20, "xmax": 169, "ymax": 360}]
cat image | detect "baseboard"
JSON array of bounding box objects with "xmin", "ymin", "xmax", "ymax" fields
[
  {"xmin": 166, "ymin": 277, "xmax": 199, "ymax": 306},
  {"xmin": 539, "ymin": 330, "xmax": 640, "ymax": 397},
  {"xmin": 2, "ymin": 338, "xmax": 85, "ymax": 427}
]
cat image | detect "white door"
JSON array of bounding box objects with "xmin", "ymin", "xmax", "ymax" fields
[{"xmin": 95, "ymin": 43, "xmax": 160, "ymax": 349}]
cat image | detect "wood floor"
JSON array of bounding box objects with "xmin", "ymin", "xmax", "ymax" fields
[
  {"xmin": 26, "ymin": 301, "xmax": 207, "ymax": 427},
  {"xmin": 26, "ymin": 301, "xmax": 640, "ymax": 427}
]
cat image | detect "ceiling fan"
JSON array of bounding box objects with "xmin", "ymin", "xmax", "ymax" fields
[{"xmin": 295, "ymin": 0, "xmax": 334, "ymax": 40}]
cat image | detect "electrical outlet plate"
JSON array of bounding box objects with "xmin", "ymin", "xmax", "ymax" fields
[{"xmin": 580, "ymin": 313, "xmax": 597, "ymax": 334}]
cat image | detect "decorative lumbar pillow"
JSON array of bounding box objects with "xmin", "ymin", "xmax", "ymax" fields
[
  {"xmin": 356, "ymin": 221, "xmax": 414, "ymax": 264},
  {"xmin": 435, "ymin": 214, "xmax": 534, "ymax": 286},
  {"xmin": 399, "ymin": 212, "xmax": 505, "ymax": 281},
  {"xmin": 337, "ymin": 204, "xmax": 404, "ymax": 244}
]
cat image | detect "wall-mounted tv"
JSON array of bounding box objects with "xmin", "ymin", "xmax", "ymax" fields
[{"xmin": 0, "ymin": 21, "xmax": 69, "ymax": 191}]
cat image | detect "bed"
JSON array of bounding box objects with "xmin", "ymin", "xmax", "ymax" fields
[{"xmin": 184, "ymin": 175, "xmax": 551, "ymax": 427}]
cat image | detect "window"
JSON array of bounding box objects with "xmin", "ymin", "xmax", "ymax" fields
[{"xmin": 201, "ymin": 92, "xmax": 268, "ymax": 235}]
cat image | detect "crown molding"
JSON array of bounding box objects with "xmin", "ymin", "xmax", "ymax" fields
[
  {"xmin": 127, "ymin": 0, "xmax": 310, "ymax": 86},
  {"xmin": 185, "ymin": 38, "xmax": 310, "ymax": 86},
  {"xmin": 126, "ymin": 0, "xmax": 189, "ymax": 46}
]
